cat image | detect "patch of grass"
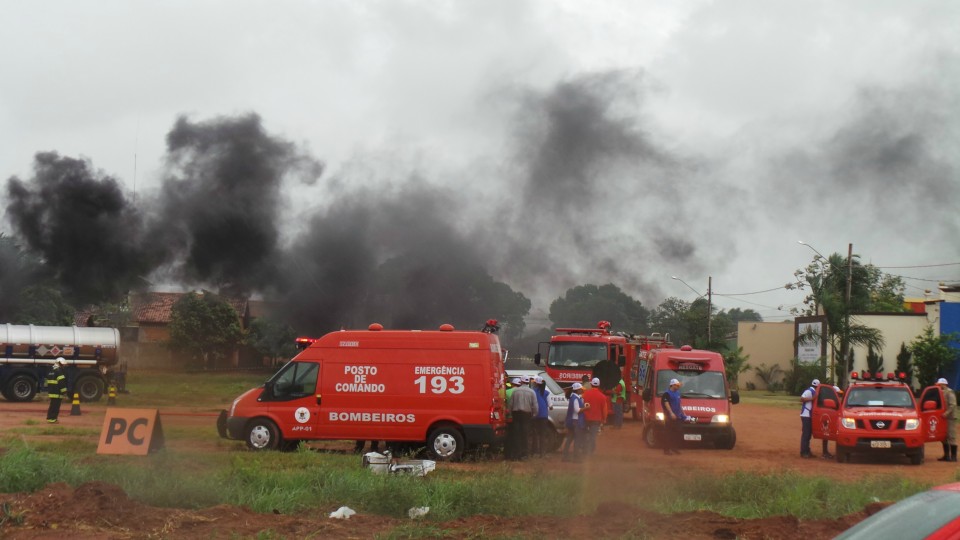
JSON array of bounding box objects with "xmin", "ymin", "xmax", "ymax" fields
[
  {"xmin": 0, "ymin": 441, "xmax": 82, "ymax": 492},
  {"xmin": 655, "ymin": 470, "xmax": 927, "ymax": 519},
  {"xmin": 119, "ymin": 370, "xmax": 269, "ymax": 410}
]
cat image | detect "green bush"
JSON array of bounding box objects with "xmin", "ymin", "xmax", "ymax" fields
[{"xmin": 783, "ymin": 358, "xmax": 826, "ymax": 395}]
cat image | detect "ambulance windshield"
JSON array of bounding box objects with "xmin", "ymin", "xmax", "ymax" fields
[
  {"xmin": 845, "ymin": 387, "xmax": 914, "ymax": 408},
  {"xmin": 547, "ymin": 342, "xmax": 608, "ymax": 368},
  {"xmin": 657, "ymin": 370, "xmax": 726, "ymax": 399}
]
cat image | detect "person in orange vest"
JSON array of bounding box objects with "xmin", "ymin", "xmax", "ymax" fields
[
  {"xmin": 46, "ymin": 357, "xmax": 68, "ymax": 424},
  {"xmin": 583, "ymin": 377, "xmax": 609, "ymax": 455}
]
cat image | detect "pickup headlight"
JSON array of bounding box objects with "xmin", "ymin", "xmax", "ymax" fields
[
  {"xmin": 841, "ymin": 417, "xmax": 856, "ymax": 429},
  {"xmin": 655, "ymin": 412, "xmax": 664, "ymax": 422},
  {"xmin": 711, "ymin": 414, "xmax": 729, "ymax": 424},
  {"xmin": 904, "ymin": 418, "xmax": 919, "ymax": 430}
]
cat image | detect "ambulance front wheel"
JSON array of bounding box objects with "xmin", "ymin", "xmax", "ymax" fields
[
  {"xmin": 642, "ymin": 425, "xmax": 659, "ymax": 448},
  {"xmin": 245, "ymin": 418, "xmax": 281, "ymax": 451},
  {"xmin": 427, "ymin": 425, "xmax": 464, "ymax": 462}
]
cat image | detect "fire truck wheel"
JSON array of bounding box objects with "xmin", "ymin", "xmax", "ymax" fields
[
  {"xmin": 245, "ymin": 418, "xmax": 281, "ymax": 451},
  {"xmin": 631, "ymin": 407, "xmax": 640, "ymax": 421},
  {"xmin": 5, "ymin": 374, "xmax": 37, "ymax": 402},
  {"xmin": 427, "ymin": 425, "xmax": 464, "ymax": 462},
  {"xmin": 909, "ymin": 447, "xmax": 924, "ymax": 465},
  {"xmin": 642, "ymin": 425, "xmax": 659, "ymax": 448},
  {"xmin": 835, "ymin": 446, "xmax": 850, "ymax": 463},
  {"xmin": 75, "ymin": 376, "xmax": 105, "ymax": 402}
]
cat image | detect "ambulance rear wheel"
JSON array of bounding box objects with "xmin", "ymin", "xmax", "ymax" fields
[
  {"xmin": 427, "ymin": 426, "xmax": 464, "ymax": 462},
  {"xmin": 245, "ymin": 418, "xmax": 281, "ymax": 451},
  {"xmin": 909, "ymin": 447, "xmax": 923, "ymax": 465},
  {"xmin": 642, "ymin": 425, "xmax": 659, "ymax": 448},
  {"xmin": 835, "ymin": 446, "xmax": 850, "ymax": 463}
]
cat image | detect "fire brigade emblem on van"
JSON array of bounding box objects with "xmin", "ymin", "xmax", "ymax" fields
[{"xmin": 295, "ymin": 407, "xmax": 311, "ymax": 423}]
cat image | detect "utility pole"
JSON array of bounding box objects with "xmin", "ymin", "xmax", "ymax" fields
[
  {"xmin": 841, "ymin": 243, "xmax": 853, "ymax": 385},
  {"xmin": 707, "ymin": 276, "xmax": 712, "ymax": 345}
]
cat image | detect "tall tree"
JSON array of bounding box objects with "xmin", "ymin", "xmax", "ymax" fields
[
  {"xmin": 650, "ymin": 297, "xmax": 691, "ymax": 345},
  {"xmin": 792, "ymin": 251, "xmax": 885, "ymax": 385},
  {"xmin": 549, "ymin": 284, "xmax": 648, "ymax": 333},
  {"xmin": 247, "ymin": 317, "xmax": 299, "ymax": 367},
  {"xmin": 168, "ymin": 292, "xmax": 243, "ymax": 370},
  {"xmin": 910, "ymin": 325, "xmax": 958, "ymax": 388}
]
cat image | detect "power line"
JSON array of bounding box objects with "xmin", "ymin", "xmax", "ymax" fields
[
  {"xmin": 714, "ymin": 285, "xmax": 793, "ymax": 296},
  {"xmin": 874, "ymin": 262, "xmax": 960, "ymax": 269}
]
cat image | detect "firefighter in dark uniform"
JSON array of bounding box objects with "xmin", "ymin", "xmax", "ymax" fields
[{"xmin": 46, "ymin": 357, "xmax": 68, "ymax": 423}]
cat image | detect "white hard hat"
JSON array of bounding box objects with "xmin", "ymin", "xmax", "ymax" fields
[
  {"xmin": 55, "ymin": 357, "xmax": 67, "ymax": 366},
  {"xmin": 811, "ymin": 379, "xmax": 820, "ymax": 387},
  {"xmin": 571, "ymin": 382, "xmax": 583, "ymax": 391},
  {"xmin": 937, "ymin": 377, "xmax": 949, "ymax": 385},
  {"xmin": 534, "ymin": 376, "xmax": 543, "ymax": 384},
  {"xmin": 521, "ymin": 375, "xmax": 531, "ymax": 384},
  {"xmin": 591, "ymin": 377, "xmax": 600, "ymax": 387},
  {"xmin": 511, "ymin": 377, "xmax": 521, "ymax": 385},
  {"xmin": 668, "ymin": 378, "xmax": 680, "ymax": 386}
]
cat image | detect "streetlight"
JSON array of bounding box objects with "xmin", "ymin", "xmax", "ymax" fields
[{"xmin": 672, "ymin": 275, "xmax": 712, "ymax": 344}]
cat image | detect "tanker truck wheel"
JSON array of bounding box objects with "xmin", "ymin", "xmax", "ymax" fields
[
  {"xmin": 75, "ymin": 376, "xmax": 105, "ymax": 402},
  {"xmin": 245, "ymin": 418, "xmax": 281, "ymax": 451},
  {"xmin": 427, "ymin": 425, "xmax": 464, "ymax": 462},
  {"xmin": 642, "ymin": 425, "xmax": 660, "ymax": 448},
  {"xmin": 5, "ymin": 374, "xmax": 38, "ymax": 402}
]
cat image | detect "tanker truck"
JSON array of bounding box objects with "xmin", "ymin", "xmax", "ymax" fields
[{"xmin": 0, "ymin": 324, "xmax": 121, "ymax": 402}]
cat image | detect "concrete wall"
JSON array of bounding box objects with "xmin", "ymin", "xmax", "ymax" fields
[
  {"xmin": 848, "ymin": 313, "xmax": 930, "ymax": 376},
  {"xmin": 737, "ymin": 321, "xmax": 796, "ymax": 390}
]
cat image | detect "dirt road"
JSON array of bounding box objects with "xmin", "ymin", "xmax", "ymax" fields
[{"xmin": 1, "ymin": 399, "xmax": 957, "ymax": 538}]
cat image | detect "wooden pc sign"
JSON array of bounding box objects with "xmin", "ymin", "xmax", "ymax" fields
[{"xmin": 97, "ymin": 408, "xmax": 165, "ymax": 455}]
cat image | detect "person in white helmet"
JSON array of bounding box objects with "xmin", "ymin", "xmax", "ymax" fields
[
  {"xmin": 799, "ymin": 379, "xmax": 819, "ymax": 458},
  {"xmin": 45, "ymin": 358, "xmax": 68, "ymax": 423}
]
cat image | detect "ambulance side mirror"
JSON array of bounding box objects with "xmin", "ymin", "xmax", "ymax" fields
[
  {"xmin": 316, "ymin": 394, "xmax": 322, "ymax": 406},
  {"xmin": 923, "ymin": 400, "xmax": 938, "ymax": 411},
  {"xmin": 729, "ymin": 390, "xmax": 740, "ymax": 405},
  {"xmin": 534, "ymin": 353, "xmax": 541, "ymax": 366},
  {"xmin": 642, "ymin": 388, "xmax": 652, "ymax": 402},
  {"xmin": 822, "ymin": 398, "xmax": 837, "ymax": 410}
]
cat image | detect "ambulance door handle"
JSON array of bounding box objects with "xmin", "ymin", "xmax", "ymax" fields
[{"xmin": 316, "ymin": 394, "xmax": 322, "ymax": 406}]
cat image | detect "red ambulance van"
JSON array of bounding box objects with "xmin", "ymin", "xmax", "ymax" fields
[
  {"xmin": 635, "ymin": 345, "xmax": 739, "ymax": 449},
  {"xmin": 217, "ymin": 323, "xmax": 508, "ymax": 461}
]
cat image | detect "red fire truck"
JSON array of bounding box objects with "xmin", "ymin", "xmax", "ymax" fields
[{"xmin": 533, "ymin": 321, "xmax": 672, "ymax": 418}]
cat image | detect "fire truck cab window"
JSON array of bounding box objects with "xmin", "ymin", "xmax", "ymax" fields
[
  {"xmin": 548, "ymin": 343, "xmax": 608, "ymax": 368},
  {"xmin": 268, "ymin": 362, "xmax": 319, "ymax": 401},
  {"xmin": 817, "ymin": 386, "xmax": 838, "ymax": 406}
]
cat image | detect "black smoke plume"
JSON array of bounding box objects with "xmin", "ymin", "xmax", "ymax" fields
[
  {"xmin": 151, "ymin": 113, "xmax": 324, "ymax": 293},
  {"xmin": 5, "ymin": 152, "xmax": 154, "ymax": 305}
]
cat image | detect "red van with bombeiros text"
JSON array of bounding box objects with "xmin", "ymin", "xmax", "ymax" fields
[
  {"xmin": 217, "ymin": 322, "xmax": 508, "ymax": 461},
  {"xmin": 635, "ymin": 345, "xmax": 739, "ymax": 449}
]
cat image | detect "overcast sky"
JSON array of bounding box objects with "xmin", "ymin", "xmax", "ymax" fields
[{"xmin": 2, "ymin": 0, "xmax": 958, "ymax": 324}]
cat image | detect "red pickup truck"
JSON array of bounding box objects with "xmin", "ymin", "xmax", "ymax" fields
[{"xmin": 811, "ymin": 372, "xmax": 948, "ymax": 464}]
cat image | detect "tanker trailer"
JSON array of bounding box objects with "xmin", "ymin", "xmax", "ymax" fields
[{"xmin": 0, "ymin": 324, "xmax": 120, "ymax": 402}]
